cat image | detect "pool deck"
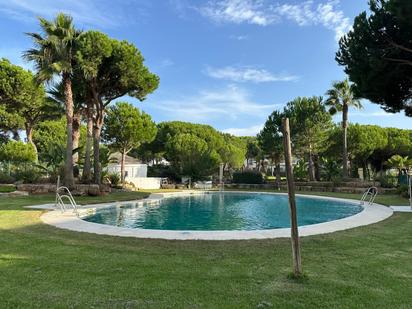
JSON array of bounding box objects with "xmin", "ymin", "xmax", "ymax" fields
[
  {"xmin": 390, "ymin": 206, "xmax": 412, "ymax": 213},
  {"xmin": 29, "ymin": 191, "xmax": 394, "ymax": 241}
]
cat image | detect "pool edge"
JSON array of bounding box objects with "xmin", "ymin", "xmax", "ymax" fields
[{"xmin": 35, "ymin": 191, "xmax": 393, "ymax": 240}]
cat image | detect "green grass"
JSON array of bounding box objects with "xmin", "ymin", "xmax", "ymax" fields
[
  {"xmin": 225, "ymin": 188, "xmax": 409, "ymax": 206},
  {"xmin": 0, "ymin": 185, "xmax": 16, "ymax": 193},
  {"xmin": 0, "ymin": 190, "xmax": 411, "ymax": 308}
]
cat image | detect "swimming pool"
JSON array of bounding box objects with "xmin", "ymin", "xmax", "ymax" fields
[{"xmin": 83, "ymin": 192, "xmax": 363, "ymax": 231}]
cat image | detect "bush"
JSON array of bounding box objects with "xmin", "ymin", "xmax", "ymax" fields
[
  {"xmin": 232, "ymin": 171, "xmax": 263, "ymax": 184},
  {"xmin": 293, "ymin": 159, "xmax": 308, "ymax": 181},
  {"xmin": 0, "ymin": 141, "xmax": 37, "ymax": 163},
  {"xmin": 397, "ymin": 185, "xmax": 410, "ymax": 198},
  {"xmin": 13, "ymin": 167, "xmax": 43, "ymax": 183},
  {"xmin": 148, "ymin": 164, "xmax": 179, "ymax": 182},
  {"xmin": 0, "ymin": 184, "xmax": 16, "ymax": 192},
  {"xmin": 0, "ymin": 172, "xmax": 15, "ymax": 184},
  {"xmin": 378, "ymin": 175, "xmax": 398, "ymax": 188},
  {"xmin": 108, "ymin": 173, "xmax": 121, "ymax": 187}
]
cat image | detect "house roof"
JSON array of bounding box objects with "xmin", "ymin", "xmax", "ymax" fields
[{"xmin": 109, "ymin": 152, "xmax": 143, "ymax": 165}]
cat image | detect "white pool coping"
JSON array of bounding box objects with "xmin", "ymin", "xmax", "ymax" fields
[
  {"xmin": 390, "ymin": 206, "xmax": 412, "ymax": 213},
  {"xmin": 31, "ymin": 191, "xmax": 393, "ymax": 240}
]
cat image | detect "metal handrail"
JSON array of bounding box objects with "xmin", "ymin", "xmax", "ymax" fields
[
  {"xmin": 55, "ymin": 176, "xmax": 79, "ymax": 214},
  {"xmin": 360, "ymin": 187, "xmax": 378, "ymax": 206}
]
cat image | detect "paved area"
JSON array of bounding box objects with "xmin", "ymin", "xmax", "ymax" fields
[{"xmin": 390, "ymin": 206, "xmax": 412, "ymax": 213}]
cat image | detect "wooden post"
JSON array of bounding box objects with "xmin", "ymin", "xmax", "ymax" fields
[{"xmin": 282, "ymin": 118, "xmax": 302, "ymax": 277}]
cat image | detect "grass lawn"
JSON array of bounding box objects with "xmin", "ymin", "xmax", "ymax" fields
[
  {"xmin": 0, "ymin": 184, "xmax": 16, "ymax": 193},
  {"xmin": 0, "ymin": 190, "xmax": 411, "ymax": 308}
]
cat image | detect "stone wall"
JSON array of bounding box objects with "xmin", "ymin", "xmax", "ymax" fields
[
  {"xmin": 225, "ymin": 181, "xmax": 396, "ymax": 194},
  {"xmin": 16, "ymin": 183, "xmax": 111, "ymax": 196}
]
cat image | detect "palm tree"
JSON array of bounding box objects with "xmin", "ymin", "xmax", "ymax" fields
[
  {"xmin": 24, "ymin": 13, "xmax": 81, "ymax": 187},
  {"xmin": 386, "ymin": 155, "xmax": 412, "ymax": 177},
  {"xmin": 325, "ymin": 79, "xmax": 362, "ymax": 178}
]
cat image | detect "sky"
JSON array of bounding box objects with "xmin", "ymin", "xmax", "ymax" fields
[{"xmin": 0, "ymin": 0, "xmax": 410, "ymax": 136}]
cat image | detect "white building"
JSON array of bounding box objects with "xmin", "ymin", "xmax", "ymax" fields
[{"xmin": 106, "ymin": 153, "xmax": 161, "ymax": 189}]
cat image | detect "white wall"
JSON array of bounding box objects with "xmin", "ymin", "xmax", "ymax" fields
[
  {"xmin": 107, "ymin": 164, "xmax": 147, "ymax": 178},
  {"xmin": 128, "ymin": 177, "xmax": 161, "ymax": 189}
]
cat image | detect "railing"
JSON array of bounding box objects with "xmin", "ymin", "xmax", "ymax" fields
[
  {"xmin": 360, "ymin": 187, "xmax": 378, "ymax": 206},
  {"xmin": 55, "ymin": 177, "xmax": 79, "ymax": 214}
]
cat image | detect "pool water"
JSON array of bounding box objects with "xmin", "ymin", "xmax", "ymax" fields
[{"xmin": 83, "ymin": 193, "xmax": 363, "ymax": 231}]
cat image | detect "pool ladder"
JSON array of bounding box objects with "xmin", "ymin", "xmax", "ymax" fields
[
  {"xmin": 55, "ymin": 176, "xmax": 79, "ymax": 214},
  {"xmin": 360, "ymin": 187, "xmax": 378, "ymax": 206}
]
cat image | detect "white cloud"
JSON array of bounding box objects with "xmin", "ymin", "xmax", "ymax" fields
[
  {"xmin": 223, "ymin": 124, "xmax": 263, "ymax": 136},
  {"xmin": 229, "ymin": 34, "xmax": 248, "ymax": 40},
  {"xmin": 197, "ymin": 0, "xmax": 351, "ymax": 41},
  {"xmin": 351, "ymin": 111, "xmax": 397, "ymax": 117},
  {"xmin": 151, "ymin": 85, "xmax": 278, "ymax": 121},
  {"xmin": 159, "ymin": 58, "xmax": 175, "ymax": 67},
  {"xmin": 276, "ymin": 0, "xmax": 351, "ymax": 41},
  {"xmin": 0, "ymin": 0, "xmax": 129, "ymax": 28},
  {"xmin": 198, "ymin": 0, "xmax": 276, "ymax": 26},
  {"xmin": 205, "ymin": 66, "xmax": 298, "ymax": 83}
]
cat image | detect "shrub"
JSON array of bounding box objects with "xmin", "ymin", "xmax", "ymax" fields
[
  {"xmin": 0, "ymin": 141, "xmax": 37, "ymax": 163},
  {"xmin": 148, "ymin": 164, "xmax": 179, "ymax": 182},
  {"xmin": 0, "ymin": 184, "xmax": 16, "ymax": 193},
  {"xmin": 108, "ymin": 173, "xmax": 121, "ymax": 187},
  {"xmin": 13, "ymin": 166, "xmax": 43, "ymax": 183},
  {"xmin": 378, "ymin": 175, "xmax": 398, "ymax": 188},
  {"xmin": 0, "ymin": 172, "xmax": 15, "ymax": 184},
  {"xmin": 397, "ymin": 185, "xmax": 410, "ymax": 198},
  {"xmin": 293, "ymin": 159, "xmax": 308, "ymax": 181},
  {"xmin": 232, "ymin": 171, "xmax": 263, "ymax": 184}
]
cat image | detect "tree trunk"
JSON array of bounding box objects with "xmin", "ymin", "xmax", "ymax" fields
[
  {"xmin": 63, "ymin": 74, "xmax": 74, "ymax": 188},
  {"xmin": 275, "ymin": 159, "xmax": 281, "ymax": 190},
  {"xmin": 93, "ymin": 116, "xmax": 103, "ymax": 185},
  {"xmin": 342, "ymin": 103, "xmax": 349, "ymax": 178},
  {"xmin": 314, "ymin": 154, "xmax": 321, "ymax": 181},
  {"xmin": 72, "ymin": 112, "xmax": 81, "ymax": 165},
  {"xmin": 12, "ymin": 130, "xmax": 19, "ymax": 141},
  {"xmin": 308, "ymin": 146, "xmax": 315, "ymax": 181},
  {"xmin": 82, "ymin": 109, "xmax": 93, "ymax": 182},
  {"xmin": 121, "ymin": 150, "xmax": 126, "ymax": 185},
  {"xmin": 25, "ymin": 123, "xmax": 38, "ymax": 162}
]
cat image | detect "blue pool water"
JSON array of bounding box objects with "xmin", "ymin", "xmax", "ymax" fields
[{"xmin": 83, "ymin": 193, "xmax": 363, "ymax": 231}]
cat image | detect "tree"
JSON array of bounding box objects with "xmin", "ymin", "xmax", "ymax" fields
[
  {"xmin": 336, "ymin": 0, "xmax": 412, "ymax": 116},
  {"xmin": 325, "ymin": 79, "xmax": 362, "ymax": 178},
  {"xmin": 0, "ymin": 59, "xmax": 62, "ymax": 159},
  {"xmin": 257, "ymin": 110, "xmax": 284, "ymax": 188},
  {"xmin": 284, "ymin": 97, "xmax": 333, "ymax": 181},
  {"xmin": 0, "ymin": 104, "xmax": 23, "ymax": 141},
  {"xmin": 33, "ymin": 118, "xmax": 86, "ymax": 174},
  {"xmin": 48, "ymin": 75, "xmax": 87, "ymax": 167},
  {"xmin": 245, "ymin": 139, "xmax": 261, "ymax": 170},
  {"xmin": 386, "ymin": 155, "xmax": 412, "ymax": 177},
  {"xmin": 145, "ymin": 121, "xmax": 227, "ymax": 180},
  {"xmin": 75, "ymin": 31, "xmax": 159, "ymax": 184},
  {"xmin": 0, "ymin": 141, "xmax": 37, "ymax": 164},
  {"xmin": 165, "ymin": 133, "xmax": 220, "ymax": 180},
  {"xmin": 24, "ymin": 13, "xmax": 81, "ymax": 187},
  {"xmin": 347, "ymin": 124, "xmax": 387, "ymax": 179},
  {"xmin": 103, "ymin": 102, "xmax": 157, "ymax": 183},
  {"xmin": 218, "ymin": 133, "xmax": 247, "ymax": 172}
]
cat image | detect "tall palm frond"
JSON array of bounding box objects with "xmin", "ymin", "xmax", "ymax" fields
[{"xmin": 325, "ymin": 79, "xmax": 362, "ymax": 114}]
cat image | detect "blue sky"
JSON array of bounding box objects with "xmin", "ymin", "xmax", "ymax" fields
[{"xmin": 0, "ymin": 0, "xmax": 410, "ymax": 135}]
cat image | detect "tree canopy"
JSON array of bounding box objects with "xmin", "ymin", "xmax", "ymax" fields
[
  {"xmin": 103, "ymin": 102, "xmax": 157, "ymax": 156},
  {"xmin": 0, "ymin": 141, "xmax": 37, "ymax": 163},
  {"xmin": 336, "ymin": 0, "xmax": 412, "ymax": 116}
]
